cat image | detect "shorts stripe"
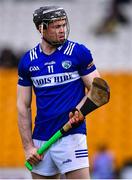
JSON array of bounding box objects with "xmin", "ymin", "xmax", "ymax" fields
[
  {"xmin": 75, "ymin": 149, "xmax": 87, "ymax": 152},
  {"xmin": 76, "ymin": 155, "xmax": 88, "ymax": 158},
  {"xmin": 75, "ymin": 152, "xmax": 88, "ymax": 155},
  {"xmin": 75, "ymin": 149, "xmax": 88, "ymax": 158}
]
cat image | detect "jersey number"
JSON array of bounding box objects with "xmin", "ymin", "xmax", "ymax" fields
[{"xmin": 47, "ymin": 65, "xmax": 54, "ymax": 73}]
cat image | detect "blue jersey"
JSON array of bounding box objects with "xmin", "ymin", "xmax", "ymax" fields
[{"xmin": 18, "ymin": 40, "xmax": 96, "ymax": 140}]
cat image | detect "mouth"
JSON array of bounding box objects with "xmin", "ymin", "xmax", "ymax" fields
[{"xmin": 59, "ymin": 36, "xmax": 65, "ymax": 41}]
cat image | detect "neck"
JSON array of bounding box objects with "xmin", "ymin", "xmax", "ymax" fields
[{"xmin": 40, "ymin": 39, "xmax": 57, "ymax": 55}]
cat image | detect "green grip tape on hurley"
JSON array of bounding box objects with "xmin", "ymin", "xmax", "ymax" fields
[
  {"xmin": 25, "ymin": 161, "xmax": 33, "ymax": 171},
  {"xmin": 25, "ymin": 130, "xmax": 63, "ymax": 171},
  {"xmin": 37, "ymin": 130, "xmax": 62, "ymax": 154}
]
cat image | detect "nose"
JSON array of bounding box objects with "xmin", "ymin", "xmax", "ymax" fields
[{"xmin": 59, "ymin": 25, "xmax": 65, "ymax": 33}]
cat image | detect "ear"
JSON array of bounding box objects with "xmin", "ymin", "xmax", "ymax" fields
[
  {"xmin": 39, "ymin": 24, "xmax": 47, "ymax": 34},
  {"xmin": 38, "ymin": 24, "xmax": 42, "ymax": 34}
]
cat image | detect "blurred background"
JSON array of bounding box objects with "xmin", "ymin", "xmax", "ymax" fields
[{"xmin": 0, "ymin": 0, "xmax": 132, "ymax": 178}]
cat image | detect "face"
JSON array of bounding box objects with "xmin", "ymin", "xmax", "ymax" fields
[{"xmin": 42, "ymin": 19, "xmax": 69, "ymax": 45}]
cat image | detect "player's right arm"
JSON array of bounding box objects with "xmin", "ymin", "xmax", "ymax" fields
[
  {"xmin": 17, "ymin": 85, "xmax": 42, "ymax": 165},
  {"xmin": 17, "ymin": 53, "xmax": 43, "ymax": 165},
  {"xmin": 17, "ymin": 85, "xmax": 33, "ymax": 154}
]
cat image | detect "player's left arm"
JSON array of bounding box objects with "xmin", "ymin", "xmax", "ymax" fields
[
  {"xmin": 77, "ymin": 69, "xmax": 100, "ymax": 108},
  {"xmin": 69, "ymin": 69, "xmax": 110, "ymax": 124}
]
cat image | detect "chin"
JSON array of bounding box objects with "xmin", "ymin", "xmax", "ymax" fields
[
  {"xmin": 51, "ymin": 39, "xmax": 67, "ymax": 47},
  {"xmin": 59, "ymin": 38, "xmax": 66, "ymax": 43}
]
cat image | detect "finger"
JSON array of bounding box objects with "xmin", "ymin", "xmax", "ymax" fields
[
  {"xmin": 69, "ymin": 112, "xmax": 73, "ymax": 118},
  {"xmin": 27, "ymin": 158, "xmax": 36, "ymax": 166},
  {"xmin": 74, "ymin": 111, "xmax": 79, "ymax": 118},
  {"xmin": 35, "ymin": 154, "xmax": 43, "ymax": 161},
  {"xmin": 69, "ymin": 118, "xmax": 74, "ymax": 124},
  {"xmin": 29, "ymin": 156, "xmax": 41, "ymax": 165},
  {"xmin": 39, "ymin": 154, "xmax": 44, "ymax": 160},
  {"xmin": 71, "ymin": 117, "xmax": 79, "ymax": 124},
  {"xmin": 27, "ymin": 154, "xmax": 41, "ymax": 165},
  {"xmin": 33, "ymin": 154, "xmax": 42, "ymax": 162}
]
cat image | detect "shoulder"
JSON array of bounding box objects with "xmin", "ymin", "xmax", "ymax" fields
[
  {"xmin": 63, "ymin": 40, "xmax": 92, "ymax": 57},
  {"xmin": 74, "ymin": 42, "xmax": 93, "ymax": 65},
  {"xmin": 61, "ymin": 40, "xmax": 77, "ymax": 56},
  {"xmin": 75, "ymin": 42, "xmax": 92, "ymax": 57},
  {"xmin": 18, "ymin": 51, "xmax": 30, "ymax": 70},
  {"xmin": 21, "ymin": 44, "xmax": 40, "ymax": 62},
  {"xmin": 29, "ymin": 43, "xmax": 40, "ymax": 61},
  {"xmin": 18, "ymin": 44, "xmax": 40, "ymax": 68}
]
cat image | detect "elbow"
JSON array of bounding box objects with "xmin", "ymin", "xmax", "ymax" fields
[{"xmin": 17, "ymin": 100, "xmax": 31, "ymax": 117}]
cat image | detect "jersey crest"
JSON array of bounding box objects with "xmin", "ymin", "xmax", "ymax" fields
[{"xmin": 62, "ymin": 60, "xmax": 72, "ymax": 69}]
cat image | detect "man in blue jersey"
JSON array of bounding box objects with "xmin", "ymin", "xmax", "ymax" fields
[{"xmin": 17, "ymin": 6, "xmax": 109, "ymax": 179}]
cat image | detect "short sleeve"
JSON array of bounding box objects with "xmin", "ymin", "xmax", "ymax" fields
[
  {"xmin": 18, "ymin": 53, "xmax": 32, "ymax": 86},
  {"xmin": 76, "ymin": 44, "xmax": 96, "ymax": 76}
]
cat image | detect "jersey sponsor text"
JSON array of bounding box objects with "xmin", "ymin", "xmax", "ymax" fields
[{"xmin": 31, "ymin": 71, "xmax": 80, "ymax": 87}]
